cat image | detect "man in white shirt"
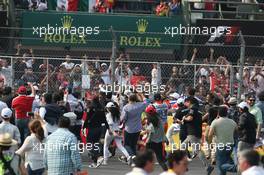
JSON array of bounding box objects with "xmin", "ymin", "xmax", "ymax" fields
[
  {"xmin": 126, "ymin": 150, "xmax": 155, "ymax": 175},
  {"xmin": 60, "ymin": 55, "xmax": 75, "ymax": 72},
  {"xmin": 238, "ymin": 149, "xmax": 264, "ymax": 175},
  {"xmin": 100, "ymin": 63, "xmax": 111, "ymax": 85}
]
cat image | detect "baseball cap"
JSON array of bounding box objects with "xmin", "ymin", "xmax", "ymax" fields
[
  {"xmin": 18, "ymin": 86, "xmax": 27, "ymax": 94},
  {"xmin": 177, "ymin": 98, "xmax": 185, "ymax": 105},
  {"xmin": 145, "ymin": 105, "xmax": 157, "ymax": 115},
  {"xmin": 237, "ymin": 102, "xmax": 249, "ymax": 110},
  {"xmin": 101, "ymin": 63, "xmax": 107, "ymax": 67},
  {"xmin": 228, "ymin": 97, "xmax": 237, "ymax": 105},
  {"xmin": 1, "ymin": 108, "xmax": 12, "ymax": 118},
  {"xmin": 169, "ymin": 93, "xmax": 180, "ymax": 100},
  {"xmin": 106, "ymin": 102, "xmax": 115, "ymax": 108}
]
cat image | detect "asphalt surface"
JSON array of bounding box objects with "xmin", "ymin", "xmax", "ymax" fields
[{"xmin": 82, "ymin": 153, "xmax": 236, "ymax": 175}]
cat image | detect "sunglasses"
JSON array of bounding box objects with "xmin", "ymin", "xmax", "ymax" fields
[{"xmin": 249, "ymin": 99, "xmax": 255, "ymax": 102}]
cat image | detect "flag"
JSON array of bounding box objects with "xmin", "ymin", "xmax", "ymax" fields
[
  {"xmin": 57, "ymin": 0, "xmax": 79, "ymax": 11},
  {"xmin": 48, "ymin": 0, "xmax": 89, "ymax": 11}
]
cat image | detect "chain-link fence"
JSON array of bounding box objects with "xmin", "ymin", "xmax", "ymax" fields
[{"xmin": 0, "ymin": 55, "xmax": 262, "ymax": 100}]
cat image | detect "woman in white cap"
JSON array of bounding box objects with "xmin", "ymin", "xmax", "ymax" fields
[
  {"xmin": 0, "ymin": 133, "xmax": 19, "ymax": 175},
  {"xmin": 0, "ymin": 108, "xmax": 21, "ymax": 145},
  {"xmin": 103, "ymin": 102, "xmax": 130, "ymax": 165}
]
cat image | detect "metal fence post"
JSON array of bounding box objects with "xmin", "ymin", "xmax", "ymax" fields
[
  {"xmin": 157, "ymin": 62, "xmax": 161, "ymax": 92},
  {"xmin": 230, "ymin": 65, "xmax": 234, "ymax": 97},
  {"xmin": 237, "ymin": 31, "xmax": 245, "ymax": 102},
  {"xmin": 46, "ymin": 58, "xmax": 49, "ymax": 92},
  {"xmin": 193, "ymin": 64, "xmax": 196, "ymax": 88},
  {"xmin": 10, "ymin": 56, "xmax": 14, "ymax": 88},
  {"xmin": 110, "ymin": 26, "xmax": 116, "ymax": 93}
]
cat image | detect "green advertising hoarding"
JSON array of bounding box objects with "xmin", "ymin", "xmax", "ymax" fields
[{"xmin": 21, "ymin": 12, "xmax": 182, "ymax": 49}]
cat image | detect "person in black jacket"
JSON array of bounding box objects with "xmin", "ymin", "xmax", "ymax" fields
[
  {"xmin": 83, "ymin": 96, "xmax": 107, "ymax": 168},
  {"xmin": 174, "ymin": 98, "xmax": 189, "ymax": 142},
  {"xmin": 237, "ymin": 101, "xmax": 257, "ymax": 153}
]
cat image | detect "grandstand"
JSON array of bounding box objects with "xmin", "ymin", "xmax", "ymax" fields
[{"xmin": 0, "ymin": 0, "xmax": 263, "ymax": 63}]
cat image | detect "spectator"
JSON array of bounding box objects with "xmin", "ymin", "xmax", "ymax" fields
[
  {"xmin": 28, "ymin": 0, "xmax": 47, "ymax": 10},
  {"xmin": 39, "ymin": 93, "xmax": 62, "ymax": 135},
  {"xmin": 39, "ymin": 59, "xmax": 54, "ymax": 80},
  {"xmin": 174, "ymin": 98, "xmax": 189, "ymax": 143},
  {"xmin": 131, "ymin": 66, "xmax": 146, "ymax": 86},
  {"xmin": 0, "ymin": 108, "xmax": 21, "ymax": 145},
  {"xmin": 0, "ymin": 99, "xmax": 7, "ymax": 121},
  {"xmin": 250, "ymin": 65, "xmax": 264, "ymax": 96},
  {"xmin": 94, "ymin": 0, "xmax": 107, "ymax": 13},
  {"xmin": 70, "ymin": 64, "xmax": 82, "ymax": 91},
  {"xmin": 238, "ymin": 150, "xmax": 264, "ymax": 175},
  {"xmin": 153, "ymin": 93, "xmax": 169, "ymax": 131},
  {"xmin": 66, "ymin": 91, "xmax": 84, "ymax": 141},
  {"xmin": 103, "ymin": 102, "xmax": 130, "ymax": 165},
  {"xmin": 256, "ymin": 91, "xmax": 264, "ymax": 129},
  {"xmin": 12, "ymin": 83, "xmax": 36, "ymax": 143},
  {"xmin": 100, "ymin": 63, "xmax": 111, "ymax": 85},
  {"xmin": 22, "ymin": 48, "xmax": 35, "ymax": 69},
  {"xmin": 208, "ymin": 105, "xmax": 237, "ymax": 175},
  {"xmin": 247, "ymin": 95, "xmax": 262, "ymax": 139},
  {"xmin": 0, "ymin": 59, "xmax": 12, "ymax": 87},
  {"xmin": 83, "ymin": 96, "xmax": 107, "ymax": 168},
  {"xmin": 0, "ymin": 133, "xmax": 19, "ymax": 175},
  {"xmin": 57, "ymin": 65, "xmax": 69, "ymax": 89},
  {"xmin": 21, "ymin": 67, "xmax": 39, "ymax": 84},
  {"xmin": 126, "ymin": 150, "xmax": 155, "ymax": 175},
  {"xmin": 60, "ymin": 55, "xmax": 75, "ymax": 72},
  {"xmin": 44, "ymin": 116, "xmax": 82, "ymax": 174},
  {"xmin": 156, "ymin": 0, "xmax": 169, "ymax": 16},
  {"xmin": 237, "ymin": 102, "xmax": 257, "ymax": 153},
  {"xmin": 169, "ymin": 0, "xmax": 181, "ymax": 15},
  {"xmin": 180, "ymin": 97, "xmax": 214, "ymax": 175},
  {"xmin": 1, "ymin": 87, "xmax": 13, "ymax": 108},
  {"xmin": 121, "ymin": 93, "xmax": 147, "ymax": 157},
  {"xmin": 142, "ymin": 105, "xmax": 168, "ymax": 171},
  {"xmin": 115, "ymin": 64, "xmax": 132, "ymax": 86},
  {"xmin": 16, "ymin": 119, "xmax": 45, "ymax": 175},
  {"xmin": 160, "ymin": 150, "xmax": 189, "ymax": 175},
  {"xmin": 151, "ymin": 64, "xmax": 159, "ymax": 86}
]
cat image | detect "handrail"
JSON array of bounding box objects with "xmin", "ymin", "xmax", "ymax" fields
[{"xmin": 187, "ymin": 0, "xmax": 264, "ymax": 6}]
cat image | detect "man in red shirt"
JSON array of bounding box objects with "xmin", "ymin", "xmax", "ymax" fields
[
  {"xmin": 12, "ymin": 83, "xmax": 35, "ymax": 143},
  {"xmin": 130, "ymin": 67, "xmax": 146, "ymax": 86}
]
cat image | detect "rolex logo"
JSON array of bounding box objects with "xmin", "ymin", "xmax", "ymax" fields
[
  {"xmin": 136, "ymin": 19, "xmax": 148, "ymax": 34},
  {"xmin": 61, "ymin": 16, "xmax": 73, "ymax": 29}
]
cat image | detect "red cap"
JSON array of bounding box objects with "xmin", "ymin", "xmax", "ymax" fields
[
  {"xmin": 145, "ymin": 105, "xmax": 157, "ymax": 115},
  {"xmin": 18, "ymin": 86, "xmax": 27, "ymax": 94}
]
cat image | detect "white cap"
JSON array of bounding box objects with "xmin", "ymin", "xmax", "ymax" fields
[
  {"xmin": 101, "ymin": 63, "xmax": 107, "ymax": 67},
  {"xmin": 1, "ymin": 108, "xmax": 12, "ymax": 118},
  {"xmin": 237, "ymin": 101, "xmax": 249, "ymax": 110},
  {"xmin": 106, "ymin": 102, "xmax": 115, "ymax": 108},
  {"xmin": 200, "ymin": 68, "xmax": 208, "ymax": 76},
  {"xmin": 169, "ymin": 93, "xmax": 180, "ymax": 99},
  {"xmin": 177, "ymin": 98, "xmax": 185, "ymax": 105}
]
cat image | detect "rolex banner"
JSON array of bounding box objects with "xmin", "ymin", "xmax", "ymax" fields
[{"xmin": 21, "ymin": 11, "xmax": 182, "ymax": 50}]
